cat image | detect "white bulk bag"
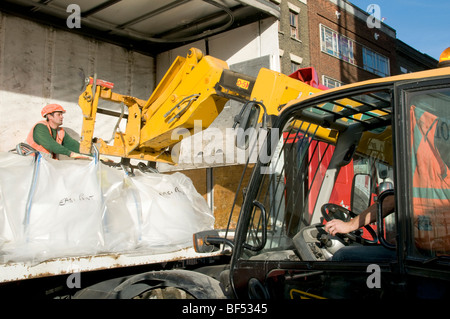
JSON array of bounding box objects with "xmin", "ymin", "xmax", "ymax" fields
[
  {"xmin": 0, "ymin": 153, "xmax": 35, "ymax": 253},
  {"xmin": 0, "ymin": 152, "xmax": 215, "ymax": 263},
  {"xmin": 17, "ymin": 156, "xmax": 104, "ymax": 262},
  {"xmin": 126, "ymin": 171, "xmax": 214, "ymax": 251}
]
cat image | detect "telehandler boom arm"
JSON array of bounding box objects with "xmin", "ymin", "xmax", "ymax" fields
[{"xmin": 78, "ymin": 48, "xmax": 322, "ymax": 164}]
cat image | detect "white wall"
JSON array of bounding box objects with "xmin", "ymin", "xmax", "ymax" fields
[
  {"xmin": 155, "ymin": 17, "xmax": 280, "ymax": 79},
  {"xmin": 0, "ymin": 12, "xmax": 155, "ymax": 152}
]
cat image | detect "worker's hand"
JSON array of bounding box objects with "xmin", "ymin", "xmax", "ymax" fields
[
  {"xmin": 69, "ymin": 152, "xmax": 92, "ymax": 160},
  {"xmin": 325, "ymin": 219, "xmax": 355, "ymax": 236},
  {"xmin": 99, "ymin": 155, "xmax": 114, "ymax": 163}
]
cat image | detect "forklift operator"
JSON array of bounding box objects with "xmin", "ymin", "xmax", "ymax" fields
[
  {"xmin": 325, "ymin": 195, "xmax": 395, "ymax": 237},
  {"xmin": 324, "ymin": 193, "xmax": 396, "ymax": 262},
  {"xmin": 325, "ymin": 102, "xmax": 450, "ymax": 260}
]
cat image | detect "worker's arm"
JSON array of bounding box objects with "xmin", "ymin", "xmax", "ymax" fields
[
  {"xmin": 62, "ymin": 133, "xmax": 93, "ymax": 159},
  {"xmin": 325, "ymin": 194, "xmax": 395, "ymax": 236},
  {"xmin": 61, "ymin": 132, "xmax": 81, "ymax": 154}
]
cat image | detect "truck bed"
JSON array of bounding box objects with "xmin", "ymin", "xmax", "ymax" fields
[{"xmin": 0, "ymin": 246, "xmax": 223, "ymax": 283}]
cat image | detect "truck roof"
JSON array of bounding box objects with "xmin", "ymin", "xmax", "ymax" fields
[{"xmin": 283, "ymin": 66, "xmax": 450, "ymax": 112}]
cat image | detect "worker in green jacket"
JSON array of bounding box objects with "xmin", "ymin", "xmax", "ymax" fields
[{"xmin": 26, "ymin": 104, "xmax": 90, "ymax": 160}]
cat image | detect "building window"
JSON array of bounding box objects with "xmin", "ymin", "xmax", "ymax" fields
[
  {"xmin": 290, "ymin": 10, "xmax": 299, "ymax": 39},
  {"xmin": 400, "ymin": 66, "xmax": 410, "ymax": 74},
  {"xmin": 322, "ymin": 76, "xmax": 344, "ymax": 89},
  {"xmin": 291, "ymin": 61, "xmax": 300, "ymax": 74},
  {"xmin": 289, "ymin": 53, "xmax": 303, "ymax": 74},
  {"xmin": 363, "ymin": 47, "xmax": 390, "ymax": 77},
  {"xmin": 320, "ymin": 24, "xmax": 355, "ymax": 64}
]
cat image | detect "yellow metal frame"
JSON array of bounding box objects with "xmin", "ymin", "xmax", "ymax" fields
[
  {"xmin": 78, "ymin": 48, "xmax": 229, "ymax": 164},
  {"xmin": 77, "ymin": 48, "xmax": 328, "ymax": 164}
]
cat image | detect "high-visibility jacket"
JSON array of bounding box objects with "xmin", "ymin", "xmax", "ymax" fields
[
  {"xmin": 26, "ymin": 121, "xmax": 65, "ymax": 160},
  {"xmin": 411, "ymin": 105, "xmax": 450, "ymax": 253}
]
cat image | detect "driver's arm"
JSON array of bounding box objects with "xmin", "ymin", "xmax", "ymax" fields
[{"xmin": 325, "ymin": 195, "xmax": 395, "ymax": 236}]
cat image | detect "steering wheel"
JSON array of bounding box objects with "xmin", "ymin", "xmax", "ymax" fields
[{"xmin": 321, "ymin": 203, "xmax": 378, "ymax": 245}]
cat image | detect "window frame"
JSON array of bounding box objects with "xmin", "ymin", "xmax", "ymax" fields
[
  {"xmin": 289, "ymin": 10, "xmax": 299, "ymax": 40},
  {"xmin": 291, "ymin": 61, "xmax": 300, "ymax": 74},
  {"xmin": 320, "ymin": 24, "xmax": 355, "ymax": 65},
  {"xmin": 322, "ymin": 75, "xmax": 345, "ymax": 89},
  {"xmin": 394, "ymin": 77, "xmax": 450, "ymax": 272},
  {"xmin": 363, "ymin": 47, "xmax": 390, "ymax": 77}
]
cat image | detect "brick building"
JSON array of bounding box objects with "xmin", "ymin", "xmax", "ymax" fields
[
  {"xmin": 307, "ymin": 0, "xmax": 397, "ymax": 87},
  {"xmin": 271, "ymin": 0, "xmax": 310, "ymax": 75},
  {"xmin": 274, "ymin": 0, "xmax": 437, "ymax": 86},
  {"xmin": 396, "ymin": 39, "xmax": 438, "ymax": 73}
]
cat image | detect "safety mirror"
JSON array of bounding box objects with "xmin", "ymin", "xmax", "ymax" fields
[
  {"xmin": 243, "ymin": 200, "xmax": 267, "ymax": 252},
  {"xmin": 193, "ymin": 230, "xmax": 221, "ymax": 253},
  {"xmin": 378, "ymin": 181, "xmax": 394, "ymax": 195},
  {"xmin": 351, "ymin": 173, "xmax": 372, "ymax": 215}
]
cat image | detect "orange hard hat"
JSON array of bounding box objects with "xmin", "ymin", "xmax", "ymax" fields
[{"xmin": 41, "ymin": 104, "xmax": 66, "ymax": 117}]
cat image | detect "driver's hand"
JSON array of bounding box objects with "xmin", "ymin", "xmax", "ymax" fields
[{"xmin": 325, "ymin": 219, "xmax": 355, "ymax": 236}]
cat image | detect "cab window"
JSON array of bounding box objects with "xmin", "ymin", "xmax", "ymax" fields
[
  {"xmin": 407, "ymin": 88, "xmax": 450, "ymax": 257},
  {"xmin": 239, "ymin": 89, "xmax": 394, "ymax": 262}
]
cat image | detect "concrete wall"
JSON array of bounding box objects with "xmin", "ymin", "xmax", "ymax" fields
[{"xmin": 0, "ymin": 12, "xmax": 155, "ymax": 152}]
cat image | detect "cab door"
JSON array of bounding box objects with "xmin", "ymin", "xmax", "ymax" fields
[{"xmin": 393, "ymin": 77, "xmax": 450, "ymax": 297}]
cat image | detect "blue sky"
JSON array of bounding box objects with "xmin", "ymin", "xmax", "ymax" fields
[{"xmin": 349, "ymin": 0, "xmax": 450, "ymax": 60}]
